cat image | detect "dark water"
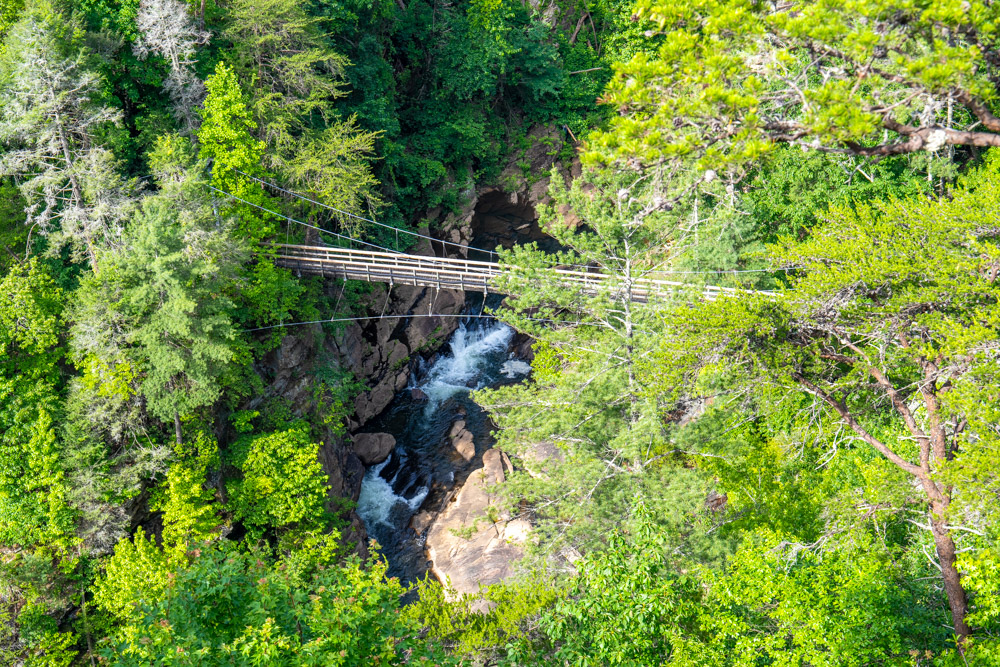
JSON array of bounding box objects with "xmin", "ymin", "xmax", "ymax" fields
[{"xmin": 355, "ymin": 294, "xmax": 531, "ymax": 583}]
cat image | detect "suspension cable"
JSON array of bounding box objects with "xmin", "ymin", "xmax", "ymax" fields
[
  {"xmin": 241, "ymin": 312, "xmax": 615, "ymax": 333},
  {"xmin": 209, "ymin": 186, "xmax": 399, "ymax": 253},
  {"xmin": 230, "ymin": 168, "xmax": 800, "ymax": 277},
  {"xmin": 230, "ymin": 168, "xmax": 501, "ymax": 260}
]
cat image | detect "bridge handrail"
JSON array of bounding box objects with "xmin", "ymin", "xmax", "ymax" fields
[
  {"xmin": 269, "ymin": 244, "xmax": 775, "ymax": 299},
  {"xmin": 269, "ymin": 243, "xmax": 736, "ymax": 289}
]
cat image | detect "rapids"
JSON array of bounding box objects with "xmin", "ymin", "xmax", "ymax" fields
[{"xmin": 355, "ymin": 301, "xmax": 530, "ymax": 583}]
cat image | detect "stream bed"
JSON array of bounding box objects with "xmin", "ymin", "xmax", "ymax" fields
[{"xmin": 355, "ymin": 295, "xmax": 530, "ymax": 583}]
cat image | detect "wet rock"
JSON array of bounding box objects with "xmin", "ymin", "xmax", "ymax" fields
[
  {"xmin": 342, "ymin": 452, "xmax": 366, "ymax": 501},
  {"xmin": 410, "ymin": 387, "xmax": 429, "ymax": 401},
  {"xmin": 354, "ymin": 378, "xmax": 396, "ymax": 423},
  {"xmin": 425, "ymin": 448, "xmax": 529, "ymax": 598},
  {"xmin": 449, "ymin": 420, "xmax": 476, "ymax": 462},
  {"xmin": 410, "ymin": 510, "xmax": 436, "ymax": 534},
  {"xmin": 512, "ymin": 334, "xmax": 535, "ymax": 361},
  {"xmin": 352, "ymin": 432, "xmax": 397, "ymax": 466}
]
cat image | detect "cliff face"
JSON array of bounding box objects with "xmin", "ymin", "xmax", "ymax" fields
[
  {"xmin": 429, "ymin": 125, "xmax": 582, "ymax": 259},
  {"xmin": 257, "ymin": 274, "xmax": 467, "ymax": 553}
]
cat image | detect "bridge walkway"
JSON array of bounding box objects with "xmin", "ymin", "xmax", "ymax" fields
[{"xmin": 271, "ymin": 243, "xmax": 756, "ymax": 303}]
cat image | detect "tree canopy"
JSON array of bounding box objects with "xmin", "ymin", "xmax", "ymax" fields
[{"xmin": 2, "ymin": 0, "xmax": 1000, "ymax": 664}]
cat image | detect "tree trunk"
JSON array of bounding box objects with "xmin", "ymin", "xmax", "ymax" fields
[
  {"xmin": 53, "ymin": 109, "xmax": 99, "ymax": 273},
  {"xmin": 174, "ymin": 411, "xmax": 183, "ymax": 446},
  {"xmin": 929, "ymin": 501, "xmax": 971, "ymax": 640}
]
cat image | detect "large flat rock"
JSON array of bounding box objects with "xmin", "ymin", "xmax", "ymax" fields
[{"xmin": 425, "ymin": 449, "xmax": 529, "ymax": 597}]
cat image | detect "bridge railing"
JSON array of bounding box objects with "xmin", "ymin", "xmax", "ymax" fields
[{"xmin": 268, "ymin": 243, "xmax": 771, "ymax": 302}]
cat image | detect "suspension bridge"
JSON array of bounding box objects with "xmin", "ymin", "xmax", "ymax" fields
[
  {"xmin": 210, "ymin": 175, "xmax": 773, "ymax": 304},
  {"xmin": 270, "ymin": 243, "xmax": 755, "ymax": 303}
]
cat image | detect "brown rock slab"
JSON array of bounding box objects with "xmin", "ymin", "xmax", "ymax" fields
[
  {"xmin": 352, "ymin": 432, "xmax": 396, "ymax": 466},
  {"xmin": 425, "ymin": 448, "xmax": 529, "ymax": 598}
]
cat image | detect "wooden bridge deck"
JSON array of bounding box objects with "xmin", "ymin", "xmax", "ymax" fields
[{"xmin": 270, "ymin": 244, "xmax": 755, "ymax": 302}]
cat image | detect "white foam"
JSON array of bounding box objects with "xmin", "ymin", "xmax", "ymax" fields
[
  {"xmin": 357, "ymin": 459, "xmax": 398, "ymax": 528},
  {"xmin": 357, "ymin": 459, "xmax": 430, "ymax": 529},
  {"xmin": 501, "ymin": 359, "xmax": 531, "ymax": 378},
  {"xmin": 358, "ymin": 318, "xmax": 513, "ymax": 534},
  {"xmin": 420, "ymin": 320, "xmax": 514, "ymax": 409}
]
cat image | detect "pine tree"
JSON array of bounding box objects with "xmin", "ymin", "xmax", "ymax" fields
[
  {"xmin": 0, "ymin": 2, "xmax": 132, "ymax": 271},
  {"xmin": 479, "ymin": 166, "xmax": 708, "ymax": 556},
  {"xmin": 654, "ymin": 152, "xmax": 1000, "ymax": 642}
]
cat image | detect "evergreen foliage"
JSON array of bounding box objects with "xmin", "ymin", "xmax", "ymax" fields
[{"xmin": 3, "ymin": 0, "xmax": 1000, "ymax": 663}]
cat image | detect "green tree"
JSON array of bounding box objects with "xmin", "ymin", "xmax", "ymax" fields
[
  {"xmin": 222, "ymin": 0, "xmax": 383, "ymax": 234},
  {"xmin": 0, "ymin": 0, "xmax": 23, "ymax": 51},
  {"xmin": 593, "ymin": 0, "xmax": 1000, "ymax": 169},
  {"xmin": 0, "ymin": 259, "xmax": 82, "ymax": 666},
  {"xmin": 197, "ymin": 61, "xmax": 275, "ymax": 242},
  {"xmin": 653, "ymin": 152, "xmax": 1000, "ymax": 641},
  {"xmin": 0, "ymin": 259, "xmax": 73, "ymax": 549},
  {"xmin": 95, "ymin": 535, "xmax": 453, "ymax": 666},
  {"xmin": 69, "ymin": 139, "xmax": 244, "ymax": 448},
  {"xmin": 226, "ymin": 422, "xmax": 330, "ymax": 538},
  {"xmin": 0, "ymin": 1, "xmax": 133, "ymax": 271},
  {"xmin": 504, "ymin": 513, "xmax": 953, "ymax": 665},
  {"xmin": 221, "ymin": 0, "xmax": 347, "ymax": 152},
  {"xmin": 479, "ymin": 166, "xmax": 710, "ymax": 558}
]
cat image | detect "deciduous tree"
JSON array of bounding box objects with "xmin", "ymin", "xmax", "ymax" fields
[
  {"xmin": 595, "ymin": 0, "xmax": 1000, "ymax": 169},
  {"xmin": 654, "ymin": 152, "xmax": 1000, "ymax": 642}
]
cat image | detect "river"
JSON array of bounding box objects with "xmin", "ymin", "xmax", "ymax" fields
[{"xmin": 355, "ymin": 294, "xmax": 531, "ymax": 583}]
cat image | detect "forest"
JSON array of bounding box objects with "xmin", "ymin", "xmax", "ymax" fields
[{"xmin": 2, "ymin": 0, "xmax": 1000, "ymax": 664}]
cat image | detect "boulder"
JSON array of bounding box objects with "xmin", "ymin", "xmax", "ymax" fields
[
  {"xmin": 411, "ymin": 387, "xmax": 429, "ymax": 401},
  {"xmin": 425, "ymin": 448, "xmax": 528, "ymax": 599},
  {"xmin": 352, "ymin": 432, "xmax": 396, "ymax": 466},
  {"xmin": 449, "ymin": 420, "xmax": 476, "ymax": 462}
]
